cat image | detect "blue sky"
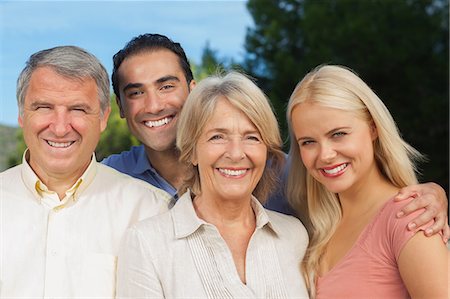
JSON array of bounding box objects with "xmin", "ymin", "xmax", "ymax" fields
[{"xmin": 0, "ymin": 0, "xmax": 252, "ymax": 127}]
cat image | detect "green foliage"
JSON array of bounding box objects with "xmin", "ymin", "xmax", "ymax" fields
[
  {"xmin": 95, "ymin": 97, "xmax": 139, "ymax": 161},
  {"xmin": 192, "ymin": 41, "xmax": 241, "ymax": 81},
  {"xmin": 244, "ymin": 0, "xmax": 449, "ymax": 190},
  {"xmin": 0, "ymin": 125, "xmax": 21, "ymax": 170}
]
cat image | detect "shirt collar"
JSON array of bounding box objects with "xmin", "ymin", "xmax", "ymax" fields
[
  {"xmin": 172, "ymin": 190, "xmax": 280, "ymax": 239},
  {"xmin": 21, "ymin": 149, "xmax": 98, "ymax": 204}
]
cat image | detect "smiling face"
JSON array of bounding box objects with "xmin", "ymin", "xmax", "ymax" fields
[
  {"xmin": 116, "ymin": 49, "xmax": 195, "ymax": 153},
  {"xmin": 18, "ymin": 66, "xmax": 110, "ymax": 181},
  {"xmin": 193, "ymin": 98, "xmax": 268, "ymax": 202},
  {"xmin": 291, "ymin": 102, "xmax": 378, "ymax": 195}
]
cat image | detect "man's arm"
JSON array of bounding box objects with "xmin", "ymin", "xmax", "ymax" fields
[{"xmin": 394, "ymin": 182, "xmax": 449, "ymax": 242}]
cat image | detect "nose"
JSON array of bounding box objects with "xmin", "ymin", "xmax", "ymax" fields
[
  {"xmin": 226, "ymin": 138, "xmax": 246, "ymax": 161},
  {"xmin": 49, "ymin": 109, "xmax": 72, "ymax": 137},
  {"xmin": 144, "ymin": 91, "xmax": 164, "ymax": 114},
  {"xmin": 319, "ymin": 142, "xmax": 337, "ymax": 163}
]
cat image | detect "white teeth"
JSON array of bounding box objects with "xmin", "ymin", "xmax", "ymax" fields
[
  {"xmin": 145, "ymin": 117, "xmax": 172, "ymax": 128},
  {"xmin": 323, "ymin": 163, "xmax": 348, "ymax": 174},
  {"xmin": 47, "ymin": 140, "xmax": 73, "ymax": 148},
  {"xmin": 218, "ymin": 168, "xmax": 247, "ymax": 176}
]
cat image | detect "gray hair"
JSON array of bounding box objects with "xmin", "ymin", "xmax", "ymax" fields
[{"xmin": 16, "ymin": 45, "xmax": 110, "ymax": 116}]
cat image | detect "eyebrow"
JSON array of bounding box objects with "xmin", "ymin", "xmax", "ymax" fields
[
  {"xmin": 122, "ymin": 75, "xmax": 181, "ymax": 93},
  {"xmin": 155, "ymin": 75, "xmax": 180, "ymax": 84},
  {"xmin": 206, "ymin": 127, "xmax": 260, "ymax": 135},
  {"xmin": 29, "ymin": 100, "xmax": 52, "ymax": 108},
  {"xmin": 296, "ymin": 126, "xmax": 351, "ymax": 142},
  {"xmin": 122, "ymin": 83, "xmax": 143, "ymax": 93}
]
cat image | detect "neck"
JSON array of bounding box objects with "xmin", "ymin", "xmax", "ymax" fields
[
  {"xmin": 338, "ymin": 167, "xmax": 399, "ymax": 219},
  {"xmin": 144, "ymin": 145, "xmax": 187, "ymax": 190},
  {"xmin": 193, "ymin": 194, "xmax": 255, "ymax": 229},
  {"xmin": 30, "ymin": 162, "xmax": 88, "ymax": 201}
]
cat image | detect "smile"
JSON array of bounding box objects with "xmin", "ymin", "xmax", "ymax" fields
[
  {"xmin": 218, "ymin": 168, "xmax": 247, "ymax": 177},
  {"xmin": 46, "ymin": 140, "xmax": 74, "ymax": 148},
  {"xmin": 321, "ymin": 163, "xmax": 348, "ymax": 175},
  {"xmin": 144, "ymin": 116, "xmax": 173, "ymax": 128}
]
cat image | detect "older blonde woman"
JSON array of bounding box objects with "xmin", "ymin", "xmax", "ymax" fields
[{"xmin": 116, "ymin": 71, "xmax": 309, "ymax": 298}]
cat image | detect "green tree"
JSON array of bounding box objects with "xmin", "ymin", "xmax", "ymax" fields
[
  {"xmin": 95, "ymin": 97, "xmax": 139, "ymax": 161},
  {"xmin": 192, "ymin": 41, "xmax": 241, "ymax": 81},
  {"xmin": 6, "ymin": 128, "xmax": 25, "ymax": 168},
  {"xmin": 244, "ymin": 0, "xmax": 449, "ymax": 190}
]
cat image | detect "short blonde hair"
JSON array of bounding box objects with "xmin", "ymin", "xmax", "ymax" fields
[{"xmin": 176, "ymin": 71, "xmax": 285, "ymax": 203}]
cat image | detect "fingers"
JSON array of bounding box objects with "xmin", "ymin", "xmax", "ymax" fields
[
  {"xmin": 397, "ymin": 194, "xmax": 431, "ymax": 218},
  {"xmin": 394, "ymin": 185, "xmax": 419, "ymax": 202},
  {"xmin": 403, "ymin": 205, "xmax": 437, "ymax": 231},
  {"xmin": 422, "ymin": 214, "xmax": 445, "ymax": 236},
  {"xmin": 442, "ymin": 221, "xmax": 450, "ymax": 244}
]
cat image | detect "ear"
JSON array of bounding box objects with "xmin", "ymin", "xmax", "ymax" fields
[
  {"xmin": 116, "ymin": 95, "xmax": 125, "ymax": 118},
  {"xmin": 188, "ymin": 79, "xmax": 196, "ymax": 91},
  {"xmin": 100, "ymin": 106, "xmax": 111, "ymax": 132},
  {"xmin": 191, "ymin": 148, "xmax": 198, "ymax": 166},
  {"xmin": 191, "ymin": 156, "xmax": 198, "ymax": 167},
  {"xmin": 18, "ymin": 114, "xmax": 24, "ymax": 128},
  {"xmin": 370, "ymin": 121, "xmax": 378, "ymax": 141}
]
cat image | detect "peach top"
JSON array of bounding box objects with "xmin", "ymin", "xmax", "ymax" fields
[{"xmin": 316, "ymin": 198, "xmax": 428, "ymax": 299}]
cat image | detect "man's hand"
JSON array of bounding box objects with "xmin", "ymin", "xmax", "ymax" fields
[{"xmin": 394, "ymin": 182, "xmax": 449, "ymax": 243}]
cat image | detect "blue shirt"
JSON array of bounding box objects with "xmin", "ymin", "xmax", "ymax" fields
[
  {"xmin": 102, "ymin": 145, "xmax": 177, "ymax": 198},
  {"xmin": 102, "ymin": 145, "xmax": 296, "ymax": 216}
]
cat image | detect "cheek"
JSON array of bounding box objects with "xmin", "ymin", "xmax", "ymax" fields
[
  {"xmin": 22, "ymin": 114, "xmax": 50, "ymax": 133},
  {"xmin": 299, "ymin": 148, "xmax": 315, "ymax": 170},
  {"xmin": 71, "ymin": 116, "xmax": 102, "ymax": 135},
  {"xmin": 122, "ymin": 100, "xmax": 141, "ymax": 115},
  {"xmin": 249, "ymin": 145, "xmax": 268, "ymax": 167}
]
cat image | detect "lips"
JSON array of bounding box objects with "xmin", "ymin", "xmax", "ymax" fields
[{"xmin": 321, "ymin": 163, "xmax": 348, "ymax": 177}]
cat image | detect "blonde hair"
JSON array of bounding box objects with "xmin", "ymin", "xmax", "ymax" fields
[
  {"xmin": 176, "ymin": 71, "xmax": 285, "ymax": 203},
  {"xmin": 286, "ymin": 65, "xmax": 423, "ymax": 296}
]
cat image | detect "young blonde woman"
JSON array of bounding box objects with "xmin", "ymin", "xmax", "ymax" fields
[{"xmin": 286, "ymin": 65, "xmax": 448, "ymax": 298}]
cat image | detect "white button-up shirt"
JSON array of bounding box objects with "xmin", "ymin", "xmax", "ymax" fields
[
  {"xmin": 0, "ymin": 153, "xmax": 170, "ymax": 298},
  {"xmin": 117, "ymin": 191, "xmax": 309, "ymax": 298}
]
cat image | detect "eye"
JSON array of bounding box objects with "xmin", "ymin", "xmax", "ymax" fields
[
  {"xmin": 127, "ymin": 90, "xmax": 144, "ymax": 98},
  {"xmin": 160, "ymin": 84, "xmax": 175, "ymax": 91},
  {"xmin": 299, "ymin": 139, "xmax": 315, "ymax": 147},
  {"xmin": 209, "ymin": 134, "xmax": 223, "ymax": 141},
  {"xmin": 34, "ymin": 105, "xmax": 51, "ymax": 111},
  {"xmin": 245, "ymin": 134, "xmax": 262, "ymax": 144},
  {"xmin": 208, "ymin": 134, "xmax": 227, "ymax": 144},
  {"xmin": 332, "ymin": 131, "xmax": 347, "ymax": 138}
]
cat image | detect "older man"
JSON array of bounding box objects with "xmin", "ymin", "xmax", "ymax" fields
[{"xmin": 0, "ymin": 46, "xmax": 170, "ymax": 297}]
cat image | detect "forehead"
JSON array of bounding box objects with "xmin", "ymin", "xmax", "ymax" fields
[
  {"xmin": 292, "ymin": 103, "xmax": 360, "ymax": 131},
  {"xmin": 25, "ymin": 67, "xmax": 98, "ymax": 104},
  {"xmin": 204, "ymin": 98, "xmax": 256, "ymax": 130},
  {"xmin": 118, "ymin": 49, "xmax": 185, "ymax": 81}
]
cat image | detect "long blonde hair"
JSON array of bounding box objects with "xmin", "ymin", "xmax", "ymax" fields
[{"xmin": 286, "ymin": 65, "xmax": 423, "ymax": 297}]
